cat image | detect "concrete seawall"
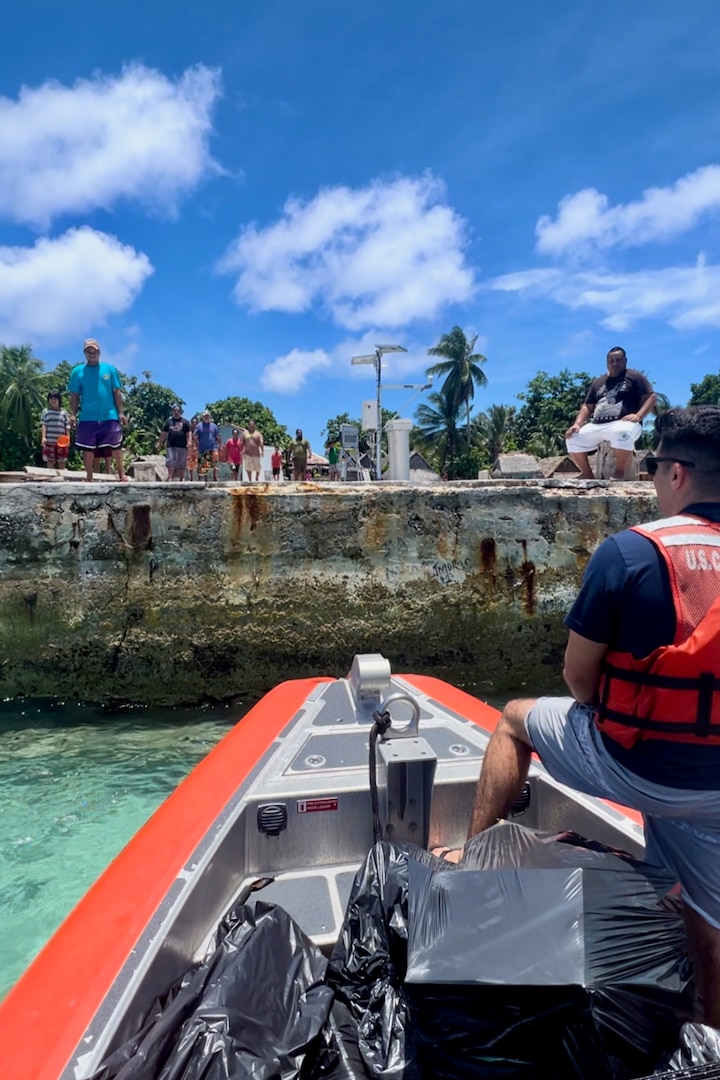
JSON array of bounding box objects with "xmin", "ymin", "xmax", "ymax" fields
[{"xmin": 0, "ymin": 480, "xmax": 657, "ymax": 705}]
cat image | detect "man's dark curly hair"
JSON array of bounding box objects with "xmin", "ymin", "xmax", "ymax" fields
[{"xmin": 654, "ymin": 406, "xmax": 720, "ymax": 487}]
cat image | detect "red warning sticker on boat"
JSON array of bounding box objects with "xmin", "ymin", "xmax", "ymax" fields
[{"xmin": 296, "ymin": 797, "xmax": 339, "ymax": 813}]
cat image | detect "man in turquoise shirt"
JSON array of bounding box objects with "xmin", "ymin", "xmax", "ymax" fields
[{"xmin": 68, "ymin": 339, "xmax": 128, "ymax": 481}]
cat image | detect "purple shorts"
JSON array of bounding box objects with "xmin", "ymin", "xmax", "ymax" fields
[{"xmin": 75, "ymin": 420, "xmax": 123, "ymax": 452}]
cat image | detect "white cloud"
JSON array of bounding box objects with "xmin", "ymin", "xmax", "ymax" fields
[
  {"xmin": 260, "ymin": 331, "xmax": 464, "ymax": 396},
  {"xmin": 0, "ymin": 63, "xmax": 221, "ymax": 227},
  {"xmin": 0, "ymin": 227, "xmax": 153, "ymax": 342},
  {"xmin": 260, "ymin": 348, "xmax": 332, "ymax": 393},
  {"xmin": 491, "ymin": 255, "xmax": 720, "ymax": 331},
  {"xmin": 536, "ymin": 166, "xmax": 720, "ymax": 255},
  {"xmin": 218, "ymin": 175, "xmax": 475, "ymax": 330}
]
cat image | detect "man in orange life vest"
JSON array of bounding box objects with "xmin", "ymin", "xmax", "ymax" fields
[{"xmin": 446, "ymin": 406, "xmax": 720, "ymax": 1026}]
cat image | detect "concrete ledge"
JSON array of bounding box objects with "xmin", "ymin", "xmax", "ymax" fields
[{"xmin": 0, "ymin": 480, "xmax": 657, "ymax": 704}]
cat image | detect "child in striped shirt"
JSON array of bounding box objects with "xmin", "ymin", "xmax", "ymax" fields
[{"xmin": 41, "ymin": 390, "xmax": 72, "ymax": 470}]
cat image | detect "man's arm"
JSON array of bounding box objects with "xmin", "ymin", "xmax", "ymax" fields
[
  {"xmin": 113, "ymin": 386, "xmax": 126, "ymax": 423},
  {"xmin": 624, "ymin": 391, "xmax": 657, "ymax": 425},
  {"xmin": 68, "ymin": 392, "xmax": 79, "ymax": 425},
  {"xmin": 565, "ymin": 402, "xmax": 593, "ymax": 439},
  {"xmin": 563, "ymin": 630, "xmax": 609, "ymax": 703}
]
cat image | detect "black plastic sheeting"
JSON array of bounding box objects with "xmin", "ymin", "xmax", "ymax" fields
[
  {"xmin": 642, "ymin": 1024, "xmax": 720, "ymax": 1078},
  {"xmin": 315, "ymin": 826, "xmax": 696, "ymax": 1080},
  {"xmin": 91, "ymin": 824, "xmax": 716, "ymax": 1080},
  {"xmin": 90, "ymin": 899, "xmax": 333, "ymax": 1080}
]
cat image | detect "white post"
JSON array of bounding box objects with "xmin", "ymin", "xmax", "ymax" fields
[{"xmin": 385, "ymin": 419, "xmax": 413, "ymax": 481}]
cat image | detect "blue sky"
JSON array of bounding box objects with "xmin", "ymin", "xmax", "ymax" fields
[{"xmin": 2, "ymin": 1, "xmax": 720, "ymax": 451}]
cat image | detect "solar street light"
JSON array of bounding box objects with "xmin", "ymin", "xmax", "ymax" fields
[{"xmin": 350, "ymin": 345, "xmax": 408, "ymax": 479}]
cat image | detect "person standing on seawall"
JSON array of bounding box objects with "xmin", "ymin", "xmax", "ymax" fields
[
  {"xmin": 243, "ymin": 420, "xmax": 264, "ymax": 481},
  {"xmin": 185, "ymin": 417, "xmax": 199, "ymax": 480},
  {"xmin": 225, "ymin": 427, "xmax": 245, "ymax": 481},
  {"xmin": 439, "ymin": 406, "xmax": 720, "ymax": 1028},
  {"xmin": 328, "ymin": 441, "xmax": 340, "ymax": 480},
  {"xmin": 68, "ymin": 339, "xmax": 128, "ymax": 482},
  {"xmin": 289, "ymin": 428, "xmax": 311, "ymax": 481},
  {"xmin": 271, "ymin": 445, "xmax": 283, "ymax": 481},
  {"xmin": 157, "ymin": 404, "xmax": 191, "ymax": 481},
  {"xmin": 195, "ymin": 410, "xmax": 221, "ymax": 480},
  {"xmin": 40, "ymin": 390, "xmax": 72, "ymax": 471},
  {"xmin": 565, "ymin": 347, "xmax": 656, "ymax": 479}
]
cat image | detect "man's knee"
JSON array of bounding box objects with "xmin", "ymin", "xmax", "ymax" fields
[{"xmin": 499, "ymin": 698, "xmax": 537, "ymax": 745}]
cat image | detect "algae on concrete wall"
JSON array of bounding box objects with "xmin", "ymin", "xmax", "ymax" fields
[{"xmin": 0, "ymin": 480, "xmax": 657, "ymax": 705}]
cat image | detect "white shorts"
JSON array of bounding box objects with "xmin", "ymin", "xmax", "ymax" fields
[{"xmin": 566, "ymin": 419, "xmax": 641, "ymax": 453}]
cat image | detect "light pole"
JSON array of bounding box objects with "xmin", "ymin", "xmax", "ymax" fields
[{"xmin": 351, "ymin": 344, "xmax": 407, "ymax": 480}]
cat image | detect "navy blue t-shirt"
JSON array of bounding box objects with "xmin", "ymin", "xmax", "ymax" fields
[{"xmin": 565, "ymin": 503, "xmax": 720, "ymax": 788}]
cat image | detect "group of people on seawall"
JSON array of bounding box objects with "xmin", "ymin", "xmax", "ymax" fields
[
  {"xmin": 39, "ymin": 338, "xmax": 322, "ymax": 483},
  {"xmin": 158, "ymin": 411, "xmax": 317, "ymax": 484},
  {"xmin": 41, "ymin": 337, "xmax": 657, "ymax": 483}
]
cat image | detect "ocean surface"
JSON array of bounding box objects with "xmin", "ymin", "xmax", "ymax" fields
[
  {"xmin": 0, "ymin": 699, "xmax": 237, "ymax": 1000},
  {"xmin": 0, "ymin": 677, "xmax": 561, "ymax": 1000}
]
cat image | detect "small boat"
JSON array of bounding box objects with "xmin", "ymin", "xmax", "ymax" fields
[{"xmin": 0, "ymin": 655, "xmax": 710, "ymax": 1080}]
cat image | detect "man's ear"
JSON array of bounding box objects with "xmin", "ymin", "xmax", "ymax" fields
[{"xmin": 673, "ymin": 462, "xmax": 692, "ymax": 488}]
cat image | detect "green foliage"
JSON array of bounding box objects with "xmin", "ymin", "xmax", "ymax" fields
[
  {"xmin": 454, "ymin": 445, "xmax": 490, "ymax": 479},
  {"xmin": 474, "ymin": 404, "xmax": 517, "ymax": 464},
  {"xmin": 413, "ymin": 386, "xmax": 468, "ymax": 478},
  {"xmin": 427, "ymin": 325, "xmax": 488, "ymax": 439},
  {"xmin": 0, "ymin": 345, "xmax": 45, "ymax": 447},
  {"xmin": 689, "ymin": 372, "xmax": 720, "ymax": 406},
  {"xmin": 514, "ymin": 369, "xmax": 591, "ymax": 454},
  {"xmin": 43, "ymin": 359, "xmax": 75, "ymax": 398},
  {"xmin": 204, "ymin": 396, "xmax": 290, "ymax": 446}
]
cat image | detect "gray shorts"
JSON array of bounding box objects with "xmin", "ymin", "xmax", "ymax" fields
[
  {"xmin": 526, "ymin": 697, "xmax": 720, "ymax": 928},
  {"xmin": 166, "ymin": 446, "xmax": 188, "ymax": 471}
]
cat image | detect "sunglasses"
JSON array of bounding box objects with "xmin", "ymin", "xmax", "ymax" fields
[{"xmin": 646, "ymin": 455, "xmax": 695, "ymax": 476}]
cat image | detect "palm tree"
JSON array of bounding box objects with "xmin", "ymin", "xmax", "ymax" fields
[
  {"xmin": 0, "ymin": 345, "xmax": 45, "ymax": 447},
  {"xmin": 526, "ymin": 430, "xmax": 565, "ymax": 458},
  {"xmin": 650, "ymin": 391, "xmax": 672, "ymax": 416},
  {"xmin": 475, "ymin": 404, "xmax": 516, "ymax": 465},
  {"xmin": 414, "ymin": 387, "xmax": 466, "ymax": 478},
  {"xmin": 427, "ymin": 326, "xmax": 487, "ymax": 441},
  {"xmin": 635, "ymin": 389, "xmax": 675, "ymax": 450}
]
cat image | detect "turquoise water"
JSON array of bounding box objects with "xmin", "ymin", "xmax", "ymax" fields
[{"xmin": 0, "ymin": 700, "xmax": 237, "ymax": 1000}]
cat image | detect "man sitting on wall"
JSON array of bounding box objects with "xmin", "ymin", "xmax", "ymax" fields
[{"xmin": 565, "ymin": 347, "xmax": 656, "ymax": 479}]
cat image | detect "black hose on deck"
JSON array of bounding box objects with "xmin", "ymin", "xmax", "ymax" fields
[{"xmin": 369, "ymin": 708, "xmax": 392, "ymax": 844}]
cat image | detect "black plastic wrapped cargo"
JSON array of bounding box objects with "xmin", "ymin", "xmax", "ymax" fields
[
  {"xmin": 92, "ymin": 823, "xmax": 713, "ymax": 1080},
  {"xmin": 317, "ymin": 824, "xmax": 696, "ymax": 1079}
]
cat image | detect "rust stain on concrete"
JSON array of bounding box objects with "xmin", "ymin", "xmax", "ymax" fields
[
  {"xmin": 231, "ymin": 488, "xmax": 271, "ymax": 540},
  {"xmin": 0, "ymin": 481, "xmax": 658, "ymax": 703}
]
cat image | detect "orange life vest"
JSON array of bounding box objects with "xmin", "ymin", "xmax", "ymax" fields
[{"xmin": 595, "ymin": 514, "xmax": 720, "ymax": 748}]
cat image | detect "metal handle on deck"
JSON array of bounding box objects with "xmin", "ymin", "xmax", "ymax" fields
[{"xmin": 377, "ymin": 693, "xmax": 421, "ymax": 738}]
